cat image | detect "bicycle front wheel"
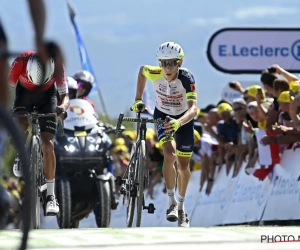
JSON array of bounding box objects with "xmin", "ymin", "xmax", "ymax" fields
[
  {"xmin": 136, "ymin": 139, "xmax": 146, "ymax": 227},
  {"xmin": 30, "ymin": 135, "xmax": 41, "ymax": 229},
  {"xmin": 126, "ymin": 144, "xmax": 136, "ymax": 227}
]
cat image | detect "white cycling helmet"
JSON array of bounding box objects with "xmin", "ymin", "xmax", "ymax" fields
[
  {"xmin": 67, "ymin": 76, "xmax": 78, "ymax": 90},
  {"xmin": 26, "ymin": 53, "xmax": 55, "ymax": 86},
  {"xmin": 72, "ymin": 70, "xmax": 94, "ymax": 87},
  {"xmin": 156, "ymin": 42, "xmax": 184, "ymax": 60}
]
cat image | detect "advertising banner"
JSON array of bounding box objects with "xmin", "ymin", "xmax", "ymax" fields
[{"xmin": 207, "ymin": 28, "xmax": 300, "ymax": 74}]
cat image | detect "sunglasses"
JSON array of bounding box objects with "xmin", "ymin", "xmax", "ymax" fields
[
  {"xmin": 243, "ymin": 96, "xmax": 249, "ymax": 101},
  {"xmin": 233, "ymin": 107, "xmax": 243, "ymax": 112},
  {"xmin": 159, "ymin": 59, "xmax": 179, "ymax": 68},
  {"xmin": 77, "ymin": 81, "xmax": 91, "ymax": 90}
]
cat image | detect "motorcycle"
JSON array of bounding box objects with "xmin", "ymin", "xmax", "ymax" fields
[{"xmin": 54, "ymin": 99, "xmax": 118, "ymax": 229}]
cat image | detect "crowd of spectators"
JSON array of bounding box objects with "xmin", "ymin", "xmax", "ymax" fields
[{"xmin": 193, "ymin": 64, "xmax": 300, "ymax": 195}]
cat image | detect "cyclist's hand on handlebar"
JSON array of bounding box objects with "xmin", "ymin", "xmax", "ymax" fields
[
  {"xmin": 164, "ymin": 117, "xmax": 181, "ymax": 133},
  {"xmin": 131, "ymin": 100, "xmax": 145, "ymax": 112},
  {"xmin": 56, "ymin": 106, "xmax": 66, "ymax": 120}
]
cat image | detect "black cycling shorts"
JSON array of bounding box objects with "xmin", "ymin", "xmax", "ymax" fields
[
  {"xmin": 154, "ymin": 108, "xmax": 194, "ymax": 158},
  {"xmin": 13, "ymin": 82, "xmax": 57, "ymax": 135}
]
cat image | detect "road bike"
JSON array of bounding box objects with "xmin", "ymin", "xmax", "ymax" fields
[
  {"xmin": 13, "ymin": 107, "xmax": 65, "ymax": 229},
  {"xmin": 115, "ymin": 103, "xmax": 171, "ymax": 227}
]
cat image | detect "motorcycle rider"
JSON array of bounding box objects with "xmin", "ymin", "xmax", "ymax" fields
[
  {"xmin": 65, "ymin": 72, "xmax": 119, "ymax": 209},
  {"xmin": 71, "ymin": 70, "xmax": 96, "ymax": 111}
]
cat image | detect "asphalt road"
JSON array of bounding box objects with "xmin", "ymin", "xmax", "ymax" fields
[{"xmin": 1, "ymin": 226, "xmax": 300, "ymax": 250}]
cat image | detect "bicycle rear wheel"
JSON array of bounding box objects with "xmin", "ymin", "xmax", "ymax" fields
[
  {"xmin": 126, "ymin": 144, "xmax": 137, "ymax": 227},
  {"xmin": 136, "ymin": 140, "xmax": 146, "ymax": 227},
  {"xmin": 30, "ymin": 135, "xmax": 41, "ymax": 229}
]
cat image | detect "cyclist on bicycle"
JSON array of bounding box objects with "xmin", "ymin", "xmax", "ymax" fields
[
  {"xmin": 131, "ymin": 42, "xmax": 198, "ymax": 227},
  {"xmin": 9, "ymin": 50, "xmax": 70, "ymax": 215}
]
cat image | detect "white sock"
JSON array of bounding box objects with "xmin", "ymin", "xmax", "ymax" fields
[
  {"xmin": 46, "ymin": 179, "xmax": 55, "ymax": 197},
  {"xmin": 167, "ymin": 188, "xmax": 177, "ymax": 206},
  {"xmin": 178, "ymin": 194, "xmax": 185, "ymax": 211}
]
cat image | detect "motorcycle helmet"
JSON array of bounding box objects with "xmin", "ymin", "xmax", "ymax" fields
[
  {"xmin": 72, "ymin": 70, "xmax": 94, "ymax": 98},
  {"xmin": 67, "ymin": 76, "xmax": 78, "ymax": 99}
]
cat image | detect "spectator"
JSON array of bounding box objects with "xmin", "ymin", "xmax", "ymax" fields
[
  {"xmin": 261, "ymin": 91, "xmax": 300, "ymax": 148},
  {"xmin": 230, "ymin": 98, "xmax": 249, "ymax": 176},
  {"xmin": 206, "ymin": 103, "xmax": 239, "ymax": 175}
]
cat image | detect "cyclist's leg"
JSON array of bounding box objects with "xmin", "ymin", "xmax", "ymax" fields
[
  {"xmin": 174, "ymin": 119, "xmax": 194, "ymax": 227},
  {"xmin": 12, "ymin": 84, "xmax": 32, "ymax": 177},
  {"xmin": 38, "ymin": 93, "xmax": 58, "ymax": 215},
  {"xmin": 154, "ymin": 108, "xmax": 178, "ymax": 221}
]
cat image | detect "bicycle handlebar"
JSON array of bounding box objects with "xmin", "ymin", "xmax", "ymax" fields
[
  {"xmin": 12, "ymin": 107, "xmax": 67, "ymax": 137},
  {"xmin": 115, "ymin": 113, "xmax": 172, "ymax": 138}
]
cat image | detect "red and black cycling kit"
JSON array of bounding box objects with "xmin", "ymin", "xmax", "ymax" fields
[{"xmin": 9, "ymin": 50, "xmax": 68, "ymax": 135}]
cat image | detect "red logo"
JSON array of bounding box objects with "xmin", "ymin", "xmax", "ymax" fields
[
  {"xmin": 190, "ymin": 84, "xmax": 196, "ymax": 92},
  {"xmin": 70, "ymin": 106, "xmax": 85, "ymax": 116}
]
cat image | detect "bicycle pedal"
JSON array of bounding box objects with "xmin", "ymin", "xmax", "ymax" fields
[
  {"xmin": 120, "ymin": 185, "xmax": 126, "ymax": 195},
  {"xmin": 147, "ymin": 203, "xmax": 156, "ymax": 214},
  {"xmin": 115, "ymin": 176, "xmax": 124, "ymax": 186}
]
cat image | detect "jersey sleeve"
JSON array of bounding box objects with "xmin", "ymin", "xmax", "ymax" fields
[
  {"xmin": 8, "ymin": 56, "xmax": 23, "ymax": 91},
  {"xmin": 178, "ymin": 68, "xmax": 197, "ymax": 102},
  {"xmin": 56, "ymin": 64, "xmax": 68, "ymax": 95},
  {"xmin": 142, "ymin": 65, "xmax": 163, "ymax": 82}
]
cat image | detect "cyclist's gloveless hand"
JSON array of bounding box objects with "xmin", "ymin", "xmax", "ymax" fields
[
  {"xmin": 164, "ymin": 117, "xmax": 181, "ymax": 133},
  {"xmin": 57, "ymin": 106, "xmax": 66, "ymax": 120},
  {"xmin": 131, "ymin": 100, "xmax": 145, "ymax": 112}
]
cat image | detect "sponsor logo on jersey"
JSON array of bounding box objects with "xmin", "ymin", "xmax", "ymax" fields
[
  {"xmin": 182, "ymin": 70, "xmax": 195, "ymax": 83},
  {"xmin": 161, "ymin": 100, "xmax": 182, "ymax": 106},
  {"xmin": 156, "ymin": 90, "xmax": 183, "ymax": 99},
  {"xmin": 159, "ymin": 84, "xmax": 166, "ymax": 89}
]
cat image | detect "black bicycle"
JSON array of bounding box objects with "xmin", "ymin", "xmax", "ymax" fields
[
  {"xmin": 13, "ymin": 106, "xmax": 65, "ymax": 229},
  {"xmin": 115, "ymin": 103, "xmax": 171, "ymax": 227}
]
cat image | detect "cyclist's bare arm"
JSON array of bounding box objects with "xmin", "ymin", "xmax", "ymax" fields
[
  {"xmin": 178, "ymin": 100, "xmax": 197, "ymax": 126},
  {"xmin": 134, "ymin": 66, "xmax": 147, "ymax": 100},
  {"xmin": 59, "ymin": 94, "xmax": 70, "ymax": 111},
  {"xmin": 27, "ymin": 0, "xmax": 47, "ymax": 61}
]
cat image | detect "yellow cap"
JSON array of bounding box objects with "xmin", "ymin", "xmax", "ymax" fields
[
  {"xmin": 278, "ymin": 91, "xmax": 294, "ymax": 103},
  {"xmin": 114, "ymin": 145, "xmax": 128, "ymax": 152},
  {"xmin": 194, "ymin": 129, "xmax": 201, "ymax": 143},
  {"xmin": 248, "ymin": 85, "xmax": 265, "ymax": 99},
  {"xmin": 290, "ymin": 81, "xmax": 300, "ymax": 92},
  {"xmin": 155, "ymin": 142, "xmax": 162, "ymax": 150},
  {"xmin": 122, "ymin": 131, "xmax": 137, "ymax": 140},
  {"xmin": 115, "ymin": 138, "xmax": 125, "ymax": 146},
  {"xmin": 197, "ymin": 109, "xmax": 206, "ymax": 117},
  {"xmin": 217, "ymin": 103, "xmax": 232, "ymax": 114},
  {"xmin": 146, "ymin": 132, "xmax": 154, "ymax": 140}
]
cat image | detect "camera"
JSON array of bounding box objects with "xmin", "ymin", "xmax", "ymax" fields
[{"xmin": 267, "ymin": 67, "xmax": 277, "ymax": 74}]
